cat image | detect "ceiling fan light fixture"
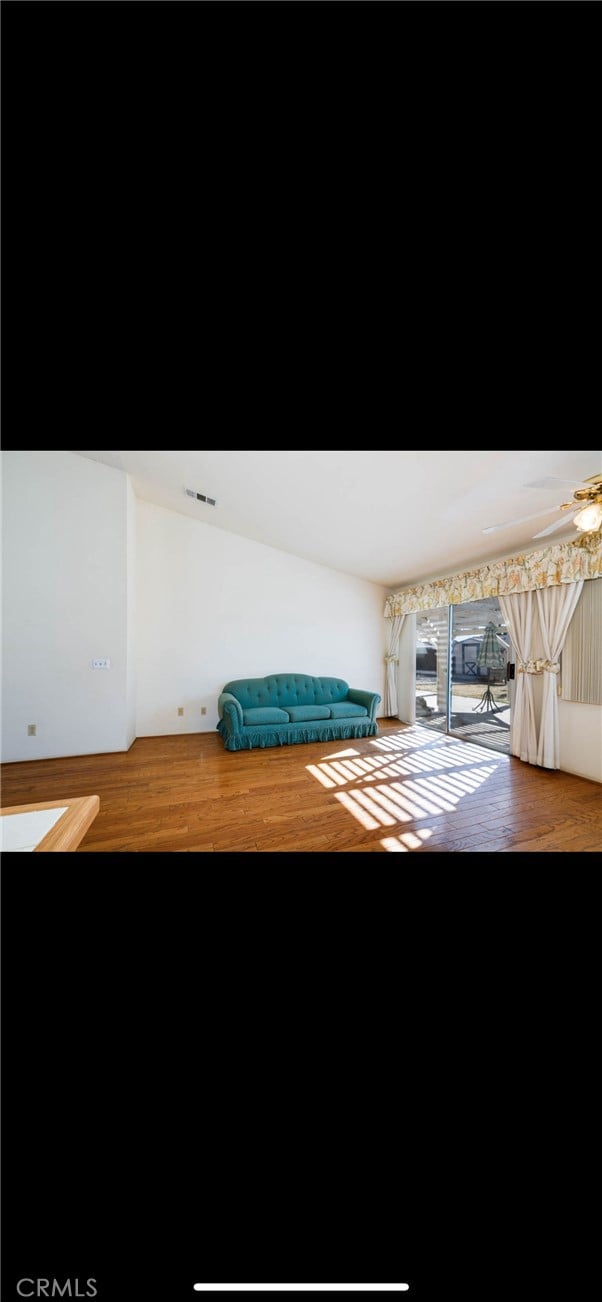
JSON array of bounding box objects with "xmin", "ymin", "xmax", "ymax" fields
[{"xmin": 573, "ymin": 500, "xmax": 602, "ymax": 532}]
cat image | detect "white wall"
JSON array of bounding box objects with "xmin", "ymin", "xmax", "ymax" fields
[
  {"xmin": 558, "ymin": 701, "xmax": 602, "ymax": 783},
  {"xmin": 1, "ymin": 450, "xmax": 133, "ymax": 762},
  {"xmin": 136, "ymin": 500, "xmax": 386, "ymax": 737}
]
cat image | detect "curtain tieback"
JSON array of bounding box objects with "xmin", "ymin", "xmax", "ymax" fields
[
  {"xmin": 518, "ymin": 659, "xmax": 560, "ymax": 674},
  {"xmin": 384, "ymin": 655, "xmax": 399, "ymax": 665}
]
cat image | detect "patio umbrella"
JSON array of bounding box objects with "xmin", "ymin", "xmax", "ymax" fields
[
  {"xmin": 474, "ymin": 622, "xmax": 506, "ymax": 712},
  {"xmin": 477, "ymin": 622, "xmax": 506, "ymax": 672}
]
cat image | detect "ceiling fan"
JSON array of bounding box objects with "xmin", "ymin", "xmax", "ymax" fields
[{"xmin": 483, "ymin": 473, "xmax": 602, "ymax": 540}]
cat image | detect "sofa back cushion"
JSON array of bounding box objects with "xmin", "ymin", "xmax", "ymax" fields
[{"xmin": 222, "ymin": 674, "xmax": 350, "ymax": 711}]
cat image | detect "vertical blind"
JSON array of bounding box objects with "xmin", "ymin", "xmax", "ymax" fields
[{"xmin": 560, "ymin": 578, "xmax": 602, "ymax": 704}]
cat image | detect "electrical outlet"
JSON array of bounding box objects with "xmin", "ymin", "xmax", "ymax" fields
[
  {"xmin": 177, "ymin": 707, "xmax": 184, "ymax": 716},
  {"xmin": 200, "ymin": 707, "xmax": 207, "ymax": 716},
  {"xmin": 28, "ymin": 724, "xmax": 37, "ymax": 736},
  {"xmin": 92, "ymin": 658, "xmax": 111, "ymax": 670}
]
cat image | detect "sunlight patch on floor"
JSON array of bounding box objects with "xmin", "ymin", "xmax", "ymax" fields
[
  {"xmin": 305, "ymin": 763, "xmax": 338, "ymax": 789},
  {"xmin": 380, "ymin": 782, "xmax": 444, "ymax": 818},
  {"xmin": 330, "ymin": 761, "xmax": 499, "ymax": 830},
  {"xmin": 381, "ymin": 828, "xmax": 433, "ymax": 852},
  {"xmin": 306, "ymin": 761, "xmax": 348, "ymax": 787},
  {"xmin": 329, "ymin": 759, "xmax": 369, "ymax": 780},
  {"xmin": 307, "ymin": 726, "xmax": 506, "ymax": 845},
  {"xmin": 307, "ymin": 733, "xmax": 505, "ymax": 792},
  {"xmin": 372, "ymin": 725, "xmax": 511, "ymax": 765},
  {"xmin": 370, "ymin": 729, "xmax": 437, "ymax": 753},
  {"xmin": 333, "ymin": 790, "xmax": 383, "ymax": 831}
]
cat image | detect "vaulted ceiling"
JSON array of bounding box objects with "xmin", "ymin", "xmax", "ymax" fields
[{"xmin": 70, "ymin": 449, "xmax": 600, "ymax": 589}]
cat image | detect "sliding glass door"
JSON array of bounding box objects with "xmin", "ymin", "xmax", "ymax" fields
[
  {"xmin": 449, "ymin": 598, "xmax": 511, "ymax": 753},
  {"xmin": 414, "ymin": 598, "xmax": 512, "ymax": 754}
]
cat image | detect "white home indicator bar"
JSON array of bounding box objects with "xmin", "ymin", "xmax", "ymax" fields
[{"xmin": 193, "ymin": 1289, "xmax": 409, "ymax": 1294}]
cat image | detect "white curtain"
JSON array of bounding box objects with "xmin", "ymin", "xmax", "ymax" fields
[
  {"xmin": 498, "ymin": 592, "xmax": 540, "ymax": 765},
  {"xmin": 384, "ymin": 614, "xmax": 405, "ymax": 716},
  {"xmin": 535, "ymin": 581, "xmax": 584, "ymax": 769}
]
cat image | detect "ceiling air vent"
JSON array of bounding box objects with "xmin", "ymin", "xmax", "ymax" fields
[{"xmin": 185, "ymin": 488, "xmax": 217, "ymax": 507}]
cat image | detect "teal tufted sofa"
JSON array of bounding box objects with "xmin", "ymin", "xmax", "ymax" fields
[{"xmin": 217, "ymin": 673, "xmax": 381, "ymax": 751}]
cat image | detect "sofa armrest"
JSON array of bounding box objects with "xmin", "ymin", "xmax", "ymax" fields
[
  {"xmin": 218, "ymin": 691, "xmax": 244, "ymax": 734},
  {"xmin": 347, "ymin": 688, "xmax": 381, "ymax": 722}
]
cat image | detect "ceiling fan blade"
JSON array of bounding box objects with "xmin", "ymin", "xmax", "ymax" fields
[
  {"xmin": 533, "ymin": 514, "xmax": 577, "ymax": 539},
  {"xmin": 523, "ymin": 476, "xmax": 592, "ymax": 492},
  {"xmin": 482, "ymin": 506, "xmax": 561, "ymax": 535}
]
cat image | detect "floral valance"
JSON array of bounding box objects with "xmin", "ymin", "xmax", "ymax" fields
[{"xmin": 384, "ymin": 537, "xmax": 602, "ymax": 618}]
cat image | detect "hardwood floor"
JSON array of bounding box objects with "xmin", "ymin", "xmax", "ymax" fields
[{"xmin": 1, "ymin": 719, "xmax": 600, "ymax": 852}]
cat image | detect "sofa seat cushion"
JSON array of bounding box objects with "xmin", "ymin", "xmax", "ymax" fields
[
  {"xmin": 328, "ymin": 701, "xmax": 368, "ymax": 719},
  {"xmin": 286, "ymin": 705, "xmax": 332, "ymax": 723},
  {"xmin": 242, "ymin": 707, "xmax": 290, "ymax": 725}
]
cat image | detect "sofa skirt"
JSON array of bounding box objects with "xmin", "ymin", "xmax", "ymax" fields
[{"xmin": 216, "ymin": 718, "xmax": 378, "ymax": 751}]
